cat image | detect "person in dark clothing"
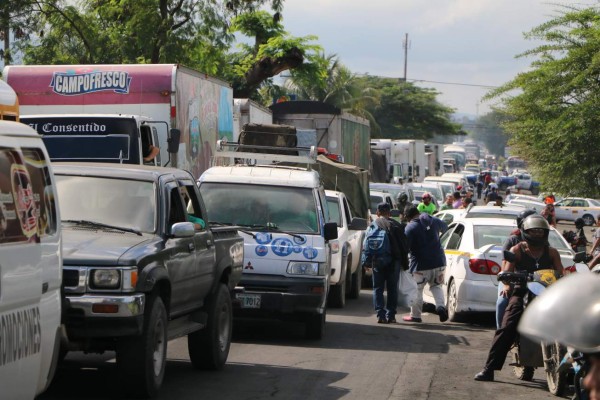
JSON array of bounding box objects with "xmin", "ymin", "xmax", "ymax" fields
[
  {"xmin": 476, "ymin": 180, "xmax": 484, "ymax": 199},
  {"xmin": 474, "ymin": 215, "xmax": 563, "ymax": 382}
]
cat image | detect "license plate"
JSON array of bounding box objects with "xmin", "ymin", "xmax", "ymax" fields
[{"xmin": 236, "ymin": 293, "xmax": 261, "ymax": 309}]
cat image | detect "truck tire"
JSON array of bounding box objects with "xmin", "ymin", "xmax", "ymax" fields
[
  {"xmin": 328, "ymin": 282, "xmax": 346, "ymax": 308},
  {"xmin": 305, "ymin": 311, "xmax": 325, "ymax": 340},
  {"xmin": 188, "ymin": 284, "xmax": 232, "ymax": 370},
  {"xmin": 348, "ymin": 262, "xmax": 362, "ymax": 299},
  {"xmin": 117, "ymin": 295, "xmax": 167, "ymax": 398}
]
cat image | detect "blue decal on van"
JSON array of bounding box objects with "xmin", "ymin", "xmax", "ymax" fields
[
  {"xmin": 293, "ymin": 245, "xmax": 303, "ymax": 253},
  {"xmin": 271, "ymin": 238, "xmax": 293, "ymax": 257},
  {"xmin": 303, "ymin": 247, "xmax": 318, "ymax": 260},
  {"xmin": 255, "ymin": 245, "xmax": 268, "ymax": 257},
  {"xmin": 255, "ymin": 232, "xmax": 272, "ymax": 244}
]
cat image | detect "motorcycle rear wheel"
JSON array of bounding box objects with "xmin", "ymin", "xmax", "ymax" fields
[{"xmin": 542, "ymin": 342, "xmax": 567, "ymax": 396}]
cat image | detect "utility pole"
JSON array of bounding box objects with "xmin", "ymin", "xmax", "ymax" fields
[{"xmin": 403, "ymin": 33, "xmax": 409, "ymax": 81}]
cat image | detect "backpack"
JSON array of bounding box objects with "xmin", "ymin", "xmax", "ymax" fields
[{"xmin": 363, "ymin": 223, "xmax": 393, "ymax": 268}]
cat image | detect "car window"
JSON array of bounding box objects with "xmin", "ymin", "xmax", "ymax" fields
[
  {"xmin": 445, "ymin": 224, "xmax": 465, "ymax": 250},
  {"xmin": 435, "ymin": 212, "xmax": 454, "ymax": 224},
  {"xmin": 589, "ymin": 199, "xmax": 600, "ymax": 207},
  {"xmin": 548, "ymin": 230, "xmax": 570, "ymax": 251},
  {"xmin": 327, "ymin": 197, "xmax": 341, "ymax": 225},
  {"xmin": 370, "ymin": 195, "xmax": 383, "ymax": 213},
  {"xmin": 473, "ymin": 225, "xmax": 514, "ymax": 248},
  {"xmin": 465, "ymin": 212, "xmax": 517, "ymax": 220},
  {"xmin": 573, "ymin": 200, "xmax": 585, "ymax": 207},
  {"xmin": 559, "ymin": 199, "xmax": 573, "ymax": 207}
]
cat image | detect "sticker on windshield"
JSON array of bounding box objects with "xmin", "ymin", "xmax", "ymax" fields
[
  {"xmin": 303, "ymin": 247, "xmax": 318, "ymax": 260},
  {"xmin": 255, "ymin": 245, "xmax": 268, "ymax": 257},
  {"xmin": 271, "ymin": 238, "xmax": 294, "ymax": 257},
  {"xmin": 255, "ymin": 232, "xmax": 272, "ymax": 244}
]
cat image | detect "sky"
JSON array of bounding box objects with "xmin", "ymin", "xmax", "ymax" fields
[{"xmin": 278, "ymin": 0, "xmax": 597, "ymax": 117}]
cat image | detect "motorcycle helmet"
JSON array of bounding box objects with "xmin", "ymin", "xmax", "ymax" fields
[
  {"xmin": 520, "ymin": 214, "xmax": 550, "ymax": 246},
  {"xmin": 575, "ymin": 217, "xmax": 585, "ymax": 230},
  {"xmin": 516, "ymin": 209, "xmax": 537, "ymax": 229},
  {"xmin": 397, "ymin": 192, "xmax": 408, "ymax": 204},
  {"xmin": 519, "ymin": 273, "xmax": 600, "ymax": 353}
]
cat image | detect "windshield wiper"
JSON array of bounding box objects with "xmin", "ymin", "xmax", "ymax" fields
[
  {"xmin": 240, "ymin": 223, "xmax": 305, "ymax": 240},
  {"xmin": 63, "ymin": 219, "xmax": 142, "ymax": 236}
]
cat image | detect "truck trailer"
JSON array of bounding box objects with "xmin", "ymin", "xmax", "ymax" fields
[{"xmin": 3, "ymin": 64, "xmax": 233, "ymax": 179}]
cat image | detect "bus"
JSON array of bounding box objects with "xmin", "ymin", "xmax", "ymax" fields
[
  {"xmin": 0, "ymin": 79, "xmax": 19, "ymax": 121},
  {"xmin": 506, "ymin": 156, "xmax": 527, "ymax": 173}
]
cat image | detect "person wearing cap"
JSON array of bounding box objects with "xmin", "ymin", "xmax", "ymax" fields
[
  {"xmin": 361, "ymin": 202, "xmax": 409, "ymax": 324},
  {"xmin": 417, "ymin": 192, "xmax": 436, "ymax": 215},
  {"xmin": 403, "ymin": 205, "xmax": 449, "ymax": 323}
]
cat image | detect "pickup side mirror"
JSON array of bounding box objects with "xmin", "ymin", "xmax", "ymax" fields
[
  {"xmin": 323, "ymin": 222, "xmax": 338, "ymax": 241},
  {"xmin": 171, "ymin": 222, "xmax": 195, "ymax": 238},
  {"xmin": 167, "ymin": 129, "xmax": 181, "ymax": 153},
  {"xmin": 348, "ymin": 217, "xmax": 368, "ymax": 231},
  {"xmin": 573, "ymin": 251, "xmax": 587, "ymax": 263}
]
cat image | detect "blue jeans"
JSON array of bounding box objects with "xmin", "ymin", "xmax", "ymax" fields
[
  {"xmin": 496, "ymin": 284, "xmax": 509, "ymax": 329},
  {"xmin": 372, "ymin": 260, "xmax": 400, "ymax": 319}
]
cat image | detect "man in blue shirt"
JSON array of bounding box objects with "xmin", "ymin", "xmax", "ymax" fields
[{"xmin": 403, "ymin": 205, "xmax": 449, "ymax": 323}]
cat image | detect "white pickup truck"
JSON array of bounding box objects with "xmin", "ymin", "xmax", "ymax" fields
[{"xmin": 325, "ymin": 190, "xmax": 368, "ymax": 308}]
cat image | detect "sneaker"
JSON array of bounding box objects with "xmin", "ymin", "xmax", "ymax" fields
[
  {"xmin": 402, "ymin": 315, "xmax": 422, "ymax": 323},
  {"xmin": 474, "ymin": 369, "xmax": 494, "ymax": 381},
  {"xmin": 387, "ymin": 317, "xmax": 397, "ymax": 324},
  {"xmin": 437, "ymin": 306, "xmax": 449, "ymax": 323},
  {"xmin": 377, "ymin": 317, "xmax": 388, "ymax": 324}
]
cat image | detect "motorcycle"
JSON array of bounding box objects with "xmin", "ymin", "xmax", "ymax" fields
[{"xmin": 498, "ymin": 250, "xmax": 567, "ymax": 396}]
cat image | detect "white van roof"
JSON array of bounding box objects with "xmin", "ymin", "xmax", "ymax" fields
[
  {"xmin": 200, "ymin": 165, "xmax": 321, "ymax": 188},
  {"xmin": 0, "ymin": 120, "xmax": 38, "ymax": 137}
]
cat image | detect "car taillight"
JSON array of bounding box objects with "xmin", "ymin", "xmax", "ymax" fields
[
  {"xmin": 564, "ymin": 265, "xmax": 578, "ymax": 274},
  {"xmin": 469, "ymin": 259, "xmax": 501, "ymax": 275}
]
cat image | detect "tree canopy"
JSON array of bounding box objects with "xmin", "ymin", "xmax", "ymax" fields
[{"xmin": 487, "ymin": 5, "xmax": 600, "ymax": 196}]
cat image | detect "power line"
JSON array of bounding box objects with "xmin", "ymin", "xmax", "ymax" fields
[{"xmin": 354, "ymin": 73, "xmax": 499, "ymax": 89}]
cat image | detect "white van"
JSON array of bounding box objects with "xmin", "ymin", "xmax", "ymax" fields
[
  {"xmin": 0, "ymin": 121, "xmax": 62, "ymax": 399},
  {"xmin": 198, "ymin": 143, "xmax": 337, "ymax": 340}
]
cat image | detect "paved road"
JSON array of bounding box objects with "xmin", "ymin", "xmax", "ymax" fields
[{"xmin": 40, "ymin": 288, "xmax": 565, "ymax": 400}]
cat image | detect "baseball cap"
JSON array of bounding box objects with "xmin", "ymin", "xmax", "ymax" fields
[{"xmin": 377, "ymin": 202, "xmax": 391, "ymax": 213}]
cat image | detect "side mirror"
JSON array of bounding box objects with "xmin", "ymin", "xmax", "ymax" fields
[
  {"xmin": 503, "ymin": 250, "xmax": 516, "ymax": 263},
  {"xmin": 573, "ymin": 251, "xmax": 587, "ymax": 263},
  {"xmin": 323, "ymin": 222, "xmax": 338, "ymax": 241},
  {"xmin": 171, "ymin": 222, "xmax": 194, "ymax": 238},
  {"xmin": 167, "ymin": 129, "xmax": 181, "ymax": 153},
  {"xmin": 348, "ymin": 217, "xmax": 368, "ymax": 231}
]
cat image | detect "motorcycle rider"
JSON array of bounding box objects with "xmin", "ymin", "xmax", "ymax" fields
[
  {"xmin": 474, "ymin": 215, "xmax": 564, "ymax": 381},
  {"xmin": 396, "ymin": 192, "xmax": 409, "ymax": 218},
  {"xmin": 518, "ymin": 272, "xmax": 600, "ymax": 400},
  {"xmin": 495, "ymin": 208, "xmax": 538, "ymax": 328}
]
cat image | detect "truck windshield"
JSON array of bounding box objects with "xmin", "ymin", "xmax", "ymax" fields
[
  {"xmin": 55, "ymin": 175, "xmax": 156, "ymax": 233},
  {"xmin": 20, "ymin": 116, "xmax": 140, "ymax": 163},
  {"xmin": 200, "ymin": 183, "xmax": 319, "ymax": 234}
]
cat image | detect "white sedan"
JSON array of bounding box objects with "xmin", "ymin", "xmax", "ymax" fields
[
  {"xmin": 553, "ymin": 197, "xmax": 600, "ymax": 225},
  {"xmin": 422, "ymin": 218, "xmax": 589, "ymax": 322}
]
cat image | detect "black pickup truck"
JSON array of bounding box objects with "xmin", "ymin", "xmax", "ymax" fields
[{"xmin": 52, "ymin": 163, "xmax": 243, "ymax": 398}]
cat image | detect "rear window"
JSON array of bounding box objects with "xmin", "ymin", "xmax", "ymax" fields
[
  {"xmin": 465, "ymin": 212, "xmax": 517, "ymax": 220},
  {"xmin": 473, "ymin": 225, "xmax": 514, "ymax": 248}
]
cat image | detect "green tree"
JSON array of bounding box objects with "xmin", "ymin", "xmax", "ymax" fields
[
  {"xmin": 0, "ymin": 0, "xmax": 49, "ymax": 65},
  {"xmin": 359, "ymin": 76, "xmax": 463, "ymax": 139},
  {"xmin": 472, "ymin": 110, "xmax": 510, "ymax": 158},
  {"xmin": 487, "ymin": 6, "xmax": 600, "ymax": 196}
]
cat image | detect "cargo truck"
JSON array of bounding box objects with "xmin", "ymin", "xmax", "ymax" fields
[{"xmin": 3, "ymin": 64, "xmax": 233, "ymax": 179}]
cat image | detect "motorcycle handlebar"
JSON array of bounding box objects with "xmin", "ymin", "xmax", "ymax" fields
[{"xmin": 497, "ymin": 271, "xmax": 529, "ymax": 284}]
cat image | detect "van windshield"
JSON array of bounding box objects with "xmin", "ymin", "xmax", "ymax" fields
[
  {"xmin": 200, "ymin": 183, "xmax": 319, "ymax": 234},
  {"xmin": 20, "ymin": 116, "xmax": 140, "ymax": 163}
]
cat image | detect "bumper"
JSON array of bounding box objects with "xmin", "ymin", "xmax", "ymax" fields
[
  {"xmin": 455, "ymin": 278, "xmax": 496, "ymax": 312},
  {"xmin": 234, "ymin": 274, "xmax": 327, "ymax": 318},
  {"xmin": 65, "ymin": 293, "xmax": 145, "ymax": 338}
]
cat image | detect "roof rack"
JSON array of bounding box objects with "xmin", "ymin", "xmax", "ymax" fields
[{"xmin": 215, "ymin": 139, "xmax": 317, "ymax": 164}]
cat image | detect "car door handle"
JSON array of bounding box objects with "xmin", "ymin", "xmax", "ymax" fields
[
  {"xmin": 188, "ymin": 243, "xmax": 195, "ymax": 251},
  {"xmin": 42, "ymin": 282, "xmax": 49, "ymax": 294}
]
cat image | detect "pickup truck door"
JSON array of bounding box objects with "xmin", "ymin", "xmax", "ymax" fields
[
  {"xmin": 180, "ymin": 180, "xmax": 215, "ymax": 303},
  {"xmin": 342, "ymin": 196, "xmax": 362, "ymax": 272},
  {"xmin": 165, "ymin": 182, "xmax": 202, "ymax": 314}
]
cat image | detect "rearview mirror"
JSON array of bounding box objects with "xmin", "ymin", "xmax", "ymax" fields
[{"xmin": 323, "ymin": 222, "xmax": 338, "ymax": 241}]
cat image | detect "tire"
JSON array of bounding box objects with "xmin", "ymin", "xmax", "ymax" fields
[
  {"xmin": 511, "ymin": 348, "xmax": 535, "ymax": 381},
  {"xmin": 117, "ymin": 296, "xmax": 168, "ymax": 398},
  {"xmin": 582, "ymin": 214, "xmax": 595, "ymax": 226},
  {"xmin": 305, "ymin": 311, "xmax": 325, "ymax": 340},
  {"xmin": 446, "ymin": 280, "xmax": 463, "ymax": 322},
  {"xmin": 188, "ymin": 284, "xmax": 232, "ymax": 370},
  {"xmin": 328, "ymin": 281, "xmax": 346, "ymax": 308},
  {"xmin": 348, "ymin": 262, "xmax": 362, "ymax": 299},
  {"xmin": 543, "ymin": 342, "xmax": 568, "ymax": 396}
]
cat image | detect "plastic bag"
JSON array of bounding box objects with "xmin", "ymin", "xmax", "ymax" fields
[{"xmin": 398, "ymin": 269, "xmax": 418, "ymax": 308}]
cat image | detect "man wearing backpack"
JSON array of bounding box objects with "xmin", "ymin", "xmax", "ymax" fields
[
  {"xmin": 403, "ymin": 205, "xmax": 449, "ymax": 323},
  {"xmin": 361, "ymin": 202, "xmax": 409, "ymax": 324}
]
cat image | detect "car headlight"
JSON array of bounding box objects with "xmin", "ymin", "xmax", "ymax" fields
[
  {"xmin": 90, "ymin": 269, "xmax": 120, "ymax": 289},
  {"xmin": 330, "ymin": 240, "xmax": 340, "ymax": 254},
  {"xmin": 287, "ymin": 262, "xmax": 323, "ymax": 276}
]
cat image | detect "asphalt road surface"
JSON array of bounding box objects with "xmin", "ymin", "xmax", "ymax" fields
[{"xmin": 41, "ymin": 288, "xmax": 568, "ymax": 400}]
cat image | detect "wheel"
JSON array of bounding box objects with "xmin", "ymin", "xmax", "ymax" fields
[
  {"xmin": 188, "ymin": 284, "xmax": 233, "ymax": 370},
  {"xmin": 582, "ymin": 214, "xmax": 595, "ymax": 226},
  {"xmin": 328, "ymin": 282, "xmax": 346, "ymax": 308},
  {"xmin": 305, "ymin": 311, "xmax": 325, "ymax": 340},
  {"xmin": 511, "ymin": 348, "xmax": 535, "ymax": 381},
  {"xmin": 348, "ymin": 262, "xmax": 362, "ymax": 299},
  {"xmin": 446, "ymin": 280, "xmax": 463, "ymax": 322},
  {"xmin": 117, "ymin": 295, "xmax": 167, "ymax": 398},
  {"xmin": 543, "ymin": 342, "xmax": 568, "ymax": 396}
]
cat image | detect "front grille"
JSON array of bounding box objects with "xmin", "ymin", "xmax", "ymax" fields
[{"xmin": 63, "ymin": 269, "xmax": 80, "ymax": 288}]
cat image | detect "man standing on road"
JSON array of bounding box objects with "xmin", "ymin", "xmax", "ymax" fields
[{"xmin": 403, "ymin": 205, "xmax": 449, "ymax": 323}]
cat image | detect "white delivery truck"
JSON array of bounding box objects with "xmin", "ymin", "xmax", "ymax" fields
[
  {"xmin": 198, "ymin": 140, "xmax": 338, "ymax": 340},
  {"xmin": 3, "ymin": 64, "xmax": 234, "ymax": 179},
  {"xmin": 0, "ymin": 120, "xmax": 63, "ymax": 399}
]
